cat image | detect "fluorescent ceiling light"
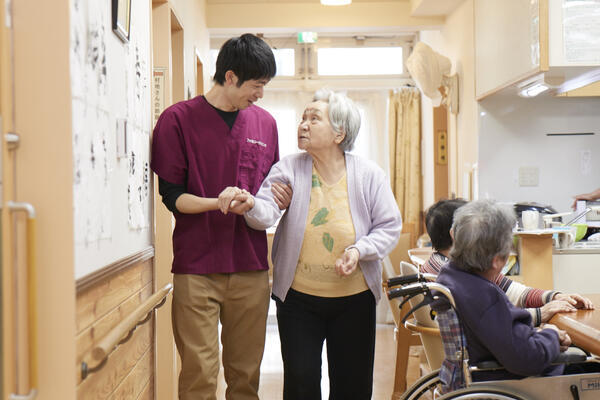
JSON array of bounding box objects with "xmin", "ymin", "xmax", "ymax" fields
[{"xmin": 321, "ymin": 0, "xmax": 352, "ymax": 5}]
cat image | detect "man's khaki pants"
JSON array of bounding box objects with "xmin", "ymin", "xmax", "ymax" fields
[{"xmin": 172, "ymin": 270, "xmax": 270, "ymax": 400}]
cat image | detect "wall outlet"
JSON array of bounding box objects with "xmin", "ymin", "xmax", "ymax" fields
[
  {"xmin": 580, "ymin": 149, "xmax": 591, "ymax": 176},
  {"xmin": 518, "ymin": 166, "xmax": 539, "ymax": 187}
]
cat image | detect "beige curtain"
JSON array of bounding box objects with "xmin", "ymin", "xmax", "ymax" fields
[{"xmin": 388, "ymin": 88, "xmax": 422, "ymax": 246}]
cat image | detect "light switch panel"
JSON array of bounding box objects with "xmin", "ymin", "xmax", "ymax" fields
[
  {"xmin": 116, "ymin": 118, "xmax": 128, "ymax": 159},
  {"xmin": 518, "ymin": 166, "xmax": 539, "ymax": 187}
]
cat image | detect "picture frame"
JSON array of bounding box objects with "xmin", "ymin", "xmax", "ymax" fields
[{"xmin": 112, "ymin": 0, "xmax": 131, "ymax": 43}]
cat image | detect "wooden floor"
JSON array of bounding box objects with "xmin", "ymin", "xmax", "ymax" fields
[{"xmin": 216, "ymin": 320, "xmax": 423, "ymax": 399}]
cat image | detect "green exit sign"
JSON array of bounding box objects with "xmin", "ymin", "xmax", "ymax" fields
[{"xmin": 297, "ymin": 32, "xmax": 318, "ymax": 44}]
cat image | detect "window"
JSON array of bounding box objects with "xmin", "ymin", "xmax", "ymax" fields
[
  {"xmin": 317, "ymin": 47, "xmax": 403, "ymax": 76},
  {"xmin": 209, "ymin": 48, "xmax": 295, "ymax": 77},
  {"xmin": 272, "ymin": 49, "xmax": 295, "ymax": 76},
  {"xmin": 210, "ymin": 35, "xmax": 412, "ymax": 81}
]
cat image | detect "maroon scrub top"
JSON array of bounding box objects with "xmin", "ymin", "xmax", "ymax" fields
[{"xmin": 151, "ymin": 96, "xmax": 279, "ymax": 274}]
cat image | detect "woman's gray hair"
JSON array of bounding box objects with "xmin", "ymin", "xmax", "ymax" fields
[
  {"xmin": 313, "ymin": 89, "xmax": 361, "ymax": 151},
  {"xmin": 449, "ymin": 200, "xmax": 516, "ymax": 274}
]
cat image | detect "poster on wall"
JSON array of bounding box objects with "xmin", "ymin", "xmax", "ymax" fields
[
  {"xmin": 70, "ymin": 0, "xmax": 152, "ymax": 279},
  {"xmin": 153, "ymin": 68, "xmax": 166, "ymax": 127}
]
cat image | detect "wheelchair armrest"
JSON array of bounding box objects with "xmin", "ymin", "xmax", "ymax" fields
[
  {"xmin": 474, "ymin": 347, "xmax": 587, "ymax": 372},
  {"xmin": 552, "ymin": 347, "xmax": 588, "ymax": 365},
  {"xmin": 474, "ymin": 360, "xmax": 504, "ymax": 370}
]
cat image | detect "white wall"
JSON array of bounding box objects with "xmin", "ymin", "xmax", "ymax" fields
[
  {"xmin": 478, "ymin": 93, "xmax": 600, "ymax": 213},
  {"xmin": 418, "ymin": 0, "xmax": 477, "ymax": 207},
  {"xmin": 170, "ymin": 0, "xmax": 212, "ymax": 97}
]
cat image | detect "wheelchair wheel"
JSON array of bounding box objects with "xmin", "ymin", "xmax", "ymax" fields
[
  {"xmin": 435, "ymin": 384, "xmax": 528, "ymax": 399},
  {"xmin": 400, "ymin": 369, "xmax": 441, "ymax": 400}
]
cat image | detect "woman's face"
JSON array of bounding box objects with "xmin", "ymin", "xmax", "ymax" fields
[{"xmin": 297, "ymin": 101, "xmax": 343, "ymax": 153}]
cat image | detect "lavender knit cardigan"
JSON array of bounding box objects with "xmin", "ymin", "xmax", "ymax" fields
[{"xmin": 244, "ymin": 152, "xmax": 402, "ymax": 303}]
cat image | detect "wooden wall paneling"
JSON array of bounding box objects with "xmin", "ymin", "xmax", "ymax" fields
[
  {"xmin": 76, "ymin": 322, "xmax": 152, "ymax": 399},
  {"xmin": 136, "ymin": 379, "xmax": 153, "ymax": 400},
  {"xmin": 76, "ymin": 260, "xmax": 153, "ymax": 333},
  {"xmin": 108, "ymin": 348, "xmax": 153, "ymax": 400},
  {"xmin": 76, "ymin": 282, "xmax": 153, "ymax": 383},
  {"xmin": 75, "ymin": 254, "xmax": 155, "ymax": 399}
]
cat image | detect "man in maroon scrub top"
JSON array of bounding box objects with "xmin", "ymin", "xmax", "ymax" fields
[{"xmin": 151, "ymin": 34, "xmax": 285, "ymax": 400}]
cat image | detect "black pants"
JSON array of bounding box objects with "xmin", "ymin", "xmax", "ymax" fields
[{"xmin": 275, "ymin": 289, "xmax": 376, "ymax": 400}]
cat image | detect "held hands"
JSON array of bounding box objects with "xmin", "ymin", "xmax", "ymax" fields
[
  {"xmin": 217, "ymin": 181, "xmax": 293, "ymax": 215},
  {"xmin": 217, "ymin": 186, "xmax": 255, "ymax": 215},
  {"xmin": 335, "ymin": 247, "xmax": 360, "ymax": 276},
  {"xmin": 541, "ymin": 323, "xmax": 572, "ymax": 352}
]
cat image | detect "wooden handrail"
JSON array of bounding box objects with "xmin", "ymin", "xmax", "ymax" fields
[
  {"xmin": 404, "ymin": 319, "xmax": 441, "ymax": 337},
  {"xmin": 81, "ymin": 283, "xmax": 173, "ymax": 379},
  {"xmin": 8, "ymin": 202, "xmax": 37, "ymax": 400}
]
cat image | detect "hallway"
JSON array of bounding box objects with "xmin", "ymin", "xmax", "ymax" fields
[{"xmin": 216, "ymin": 321, "xmax": 407, "ymax": 399}]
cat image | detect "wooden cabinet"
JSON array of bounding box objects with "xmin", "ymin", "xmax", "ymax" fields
[
  {"xmin": 475, "ymin": 0, "xmax": 600, "ymax": 100},
  {"xmin": 516, "ymin": 233, "xmax": 554, "ymax": 290}
]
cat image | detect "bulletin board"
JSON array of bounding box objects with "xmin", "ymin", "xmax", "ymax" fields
[{"xmin": 70, "ymin": 0, "xmax": 152, "ymax": 279}]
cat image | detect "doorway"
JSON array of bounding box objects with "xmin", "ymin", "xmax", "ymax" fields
[{"xmin": 196, "ymin": 51, "xmax": 204, "ymax": 96}]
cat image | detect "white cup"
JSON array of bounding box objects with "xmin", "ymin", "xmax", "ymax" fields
[
  {"xmin": 522, "ymin": 210, "xmax": 539, "ymax": 231},
  {"xmin": 557, "ymin": 230, "xmax": 575, "ymax": 249}
]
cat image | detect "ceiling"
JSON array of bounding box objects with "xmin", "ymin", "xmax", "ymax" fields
[
  {"xmin": 207, "ymin": 0, "xmax": 405, "ymax": 3},
  {"xmin": 410, "ymin": 0, "xmax": 466, "ymax": 16},
  {"xmin": 207, "ymin": 0, "xmax": 464, "ymax": 17}
]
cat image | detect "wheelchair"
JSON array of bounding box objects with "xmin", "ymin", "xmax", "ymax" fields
[{"xmin": 386, "ymin": 273, "xmax": 600, "ymax": 400}]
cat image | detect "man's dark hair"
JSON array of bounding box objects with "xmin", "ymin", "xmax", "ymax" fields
[
  {"xmin": 425, "ymin": 198, "xmax": 468, "ymax": 251},
  {"xmin": 213, "ymin": 34, "xmax": 276, "ymax": 86}
]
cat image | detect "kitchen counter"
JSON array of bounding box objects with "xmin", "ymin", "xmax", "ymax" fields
[
  {"xmin": 552, "ymin": 247, "xmax": 600, "ymax": 295},
  {"xmin": 553, "ymin": 241, "xmax": 600, "ymax": 255},
  {"xmin": 514, "ymin": 232, "xmax": 600, "ymax": 293}
]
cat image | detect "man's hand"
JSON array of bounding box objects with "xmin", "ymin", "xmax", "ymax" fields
[
  {"xmin": 271, "ymin": 182, "xmax": 293, "ymax": 210},
  {"xmin": 217, "ymin": 186, "xmax": 243, "ymax": 214},
  {"xmin": 335, "ymin": 247, "xmax": 360, "ymax": 276},
  {"xmin": 553, "ymin": 293, "xmax": 594, "ymax": 310},
  {"xmin": 541, "ymin": 323, "xmax": 572, "ymax": 352},
  {"xmin": 540, "ymin": 300, "xmax": 576, "ymax": 323},
  {"xmin": 571, "ymin": 188, "xmax": 600, "ymax": 209},
  {"xmin": 228, "ymin": 191, "xmax": 255, "ymax": 215}
]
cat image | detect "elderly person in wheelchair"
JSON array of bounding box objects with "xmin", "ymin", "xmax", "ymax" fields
[
  {"xmin": 392, "ymin": 199, "xmax": 600, "ymax": 400},
  {"xmin": 422, "ymin": 198, "xmax": 593, "ymax": 327}
]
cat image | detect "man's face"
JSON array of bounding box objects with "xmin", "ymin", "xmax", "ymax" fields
[{"xmin": 226, "ymin": 72, "xmax": 269, "ymax": 110}]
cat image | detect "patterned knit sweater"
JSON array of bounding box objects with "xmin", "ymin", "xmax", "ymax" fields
[{"xmin": 422, "ymin": 251, "xmax": 558, "ymax": 326}]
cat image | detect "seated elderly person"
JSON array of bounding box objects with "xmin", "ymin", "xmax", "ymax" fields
[
  {"xmin": 422, "ymin": 199, "xmax": 593, "ymax": 326},
  {"xmin": 434, "ymin": 200, "xmax": 576, "ymax": 381}
]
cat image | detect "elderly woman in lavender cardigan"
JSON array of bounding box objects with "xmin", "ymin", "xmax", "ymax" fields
[{"xmin": 223, "ymin": 89, "xmax": 402, "ymax": 399}]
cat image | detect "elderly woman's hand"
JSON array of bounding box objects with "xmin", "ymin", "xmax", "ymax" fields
[
  {"xmin": 541, "ymin": 323, "xmax": 572, "ymax": 352},
  {"xmin": 271, "ymin": 182, "xmax": 293, "ymax": 210},
  {"xmin": 540, "ymin": 300, "xmax": 577, "ymax": 323},
  {"xmin": 228, "ymin": 190, "xmax": 255, "ymax": 215},
  {"xmin": 335, "ymin": 247, "xmax": 360, "ymax": 276},
  {"xmin": 553, "ymin": 293, "xmax": 595, "ymax": 310},
  {"xmin": 218, "ymin": 186, "xmax": 243, "ymax": 214}
]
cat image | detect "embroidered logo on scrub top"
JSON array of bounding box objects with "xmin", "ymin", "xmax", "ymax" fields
[{"xmin": 246, "ymin": 138, "xmax": 267, "ymax": 147}]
